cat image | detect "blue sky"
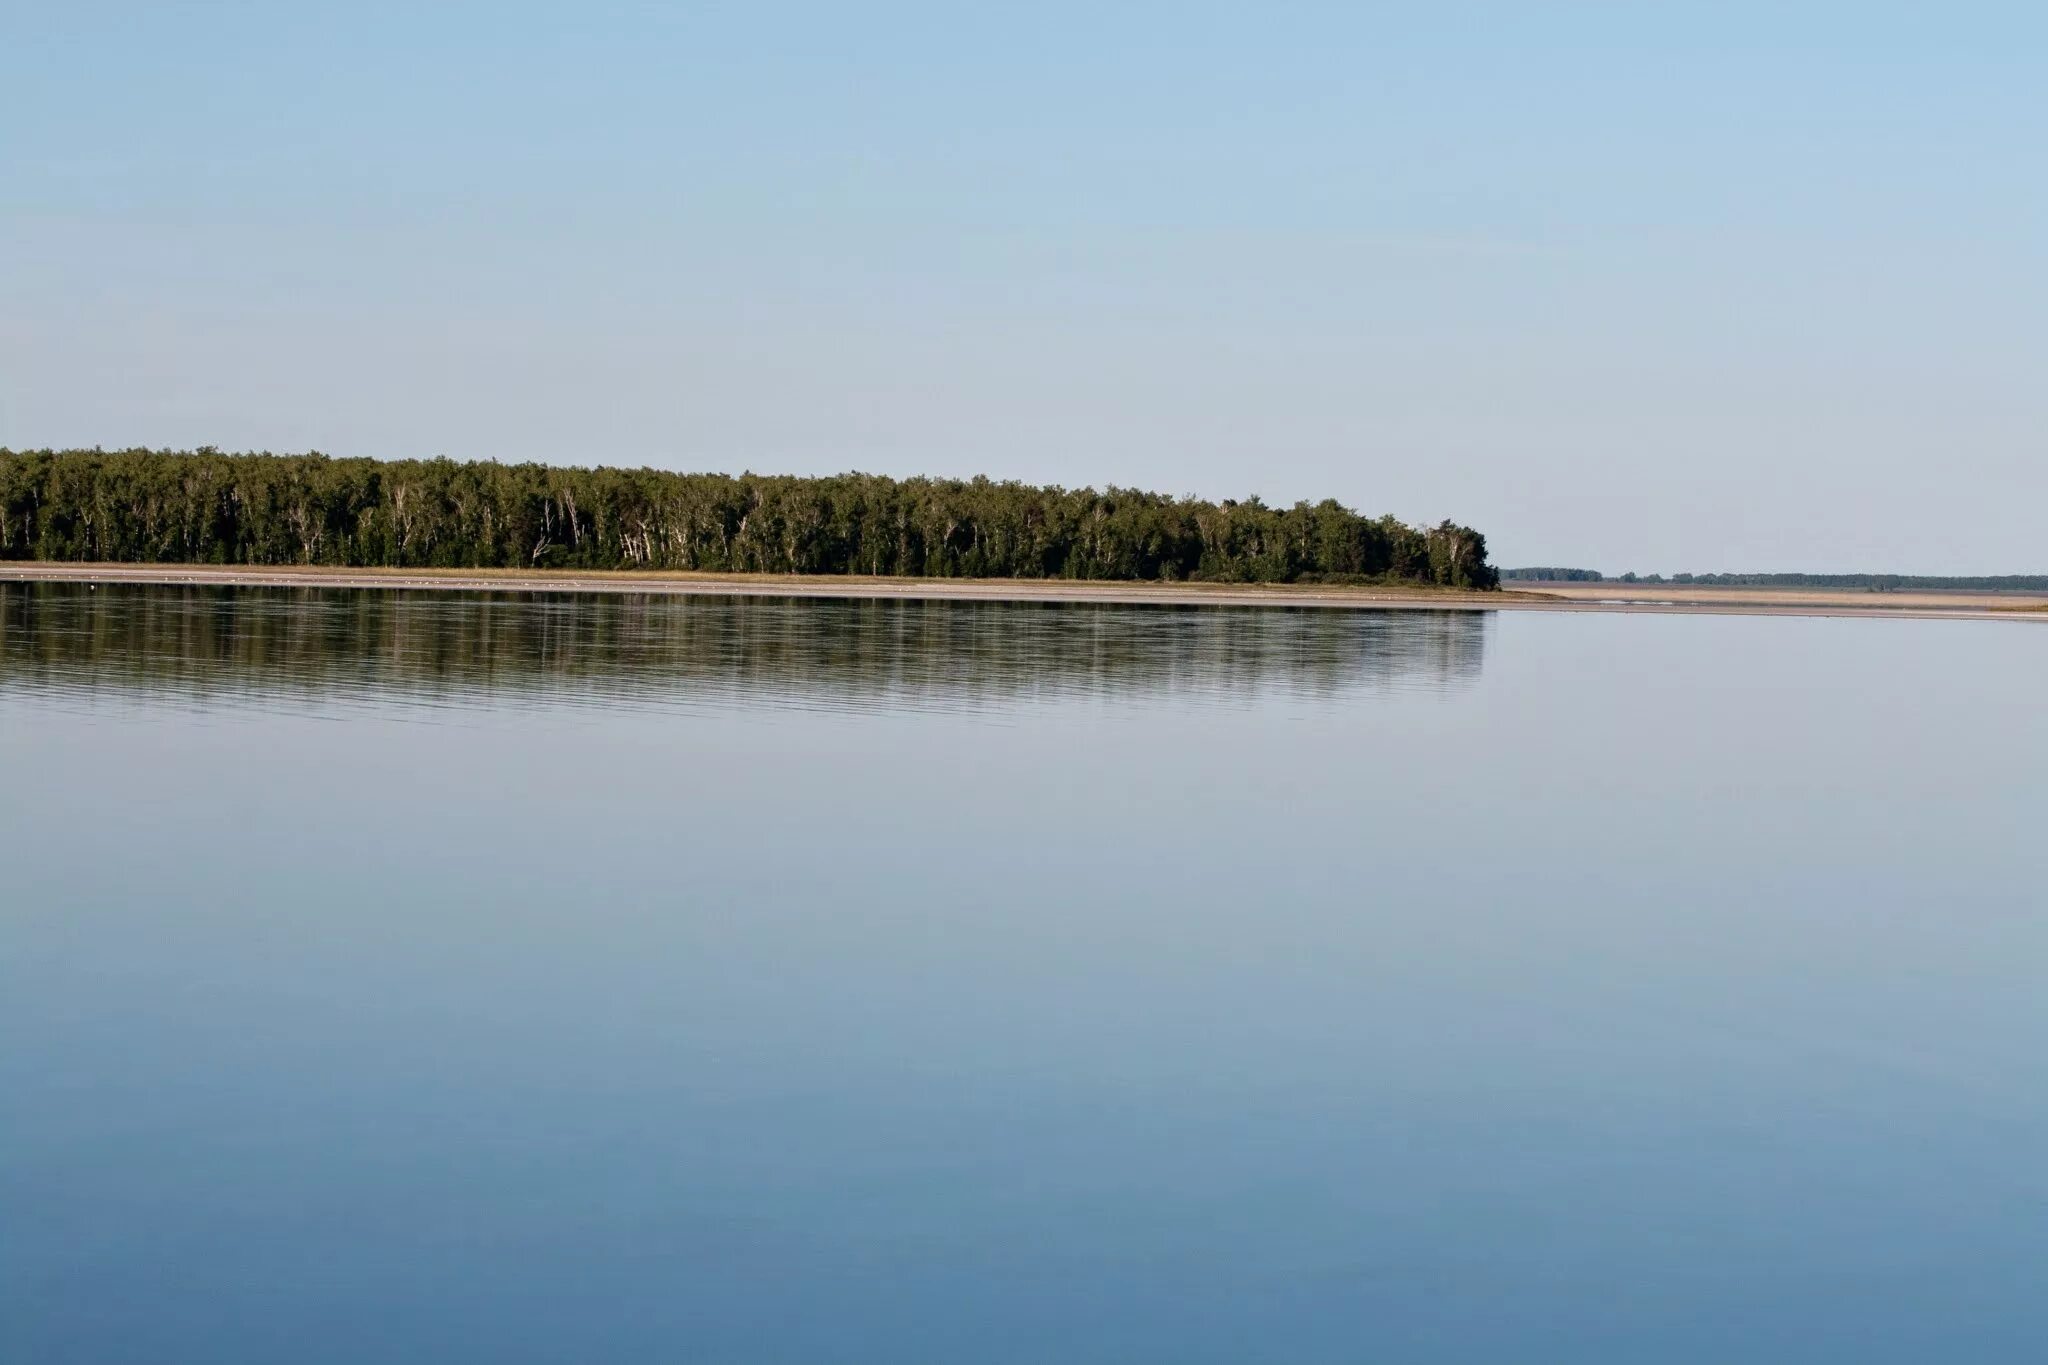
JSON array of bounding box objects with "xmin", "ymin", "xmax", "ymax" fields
[{"xmin": 4, "ymin": 2, "xmax": 2043, "ymax": 570}]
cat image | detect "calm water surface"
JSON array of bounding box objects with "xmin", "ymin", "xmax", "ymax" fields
[{"xmin": 3, "ymin": 585, "xmax": 2044, "ymax": 1363}]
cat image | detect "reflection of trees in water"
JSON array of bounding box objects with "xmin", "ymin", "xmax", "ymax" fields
[{"xmin": 0, "ymin": 584, "xmax": 1487, "ymax": 712}]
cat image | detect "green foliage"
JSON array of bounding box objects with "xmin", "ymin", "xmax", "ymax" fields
[
  {"xmin": 1501, "ymin": 566, "xmax": 1605, "ymax": 582},
  {"xmin": 0, "ymin": 448, "xmax": 1499, "ymax": 589}
]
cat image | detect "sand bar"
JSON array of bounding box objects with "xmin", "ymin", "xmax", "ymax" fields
[{"xmin": 1, "ymin": 562, "xmax": 2043, "ymax": 622}]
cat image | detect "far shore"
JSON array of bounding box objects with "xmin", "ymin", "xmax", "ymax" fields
[{"xmin": 2, "ymin": 562, "xmax": 2044, "ymax": 622}]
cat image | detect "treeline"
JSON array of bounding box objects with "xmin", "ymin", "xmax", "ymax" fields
[
  {"xmin": 0, "ymin": 449, "xmax": 1497, "ymax": 589},
  {"xmin": 1501, "ymin": 567, "xmax": 1604, "ymax": 581}
]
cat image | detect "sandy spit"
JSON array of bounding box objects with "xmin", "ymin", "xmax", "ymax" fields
[{"xmin": 1, "ymin": 563, "xmax": 2043, "ymax": 622}]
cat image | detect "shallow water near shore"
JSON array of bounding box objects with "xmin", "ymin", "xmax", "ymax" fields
[{"xmin": 4, "ymin": 583, "xmax": 2045, "ymax": 1363}]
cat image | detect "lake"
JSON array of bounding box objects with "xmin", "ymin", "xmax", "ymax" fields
[{"xmin": 4, "ymin": 583, "xmax": 2044, "ymax": 1363}]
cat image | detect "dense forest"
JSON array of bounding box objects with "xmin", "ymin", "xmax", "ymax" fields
[
  {"xmin": 0, "ymin": 449, "xmax": 1497, "ymax": 589},
  {"xmin": 1505, "ymin": 567, "xmax": 2048, "ymax": 591}
]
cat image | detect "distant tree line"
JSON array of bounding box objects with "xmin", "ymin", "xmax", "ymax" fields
[
  {"xmin": 1507, "ymin": 568, "xmax": 2048, "ymax": 591},
  {"xmin": 0, "ymin": 448, "xmax": 1498, "ymax": 589}
]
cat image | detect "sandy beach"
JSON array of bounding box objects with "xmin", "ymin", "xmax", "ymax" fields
[{"xmin": 1, "ymin": 562, "xmax": 2042, "ymax": 622}]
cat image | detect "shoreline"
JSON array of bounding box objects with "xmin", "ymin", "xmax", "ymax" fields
[{"xmin": 2, "ymin": 562, "xmax": 2043, "ymax": 622}]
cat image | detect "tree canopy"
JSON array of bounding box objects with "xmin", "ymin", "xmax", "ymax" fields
[{"xmin": 0, "ymin": 448, "xmax": 1498, "ymax": 589}]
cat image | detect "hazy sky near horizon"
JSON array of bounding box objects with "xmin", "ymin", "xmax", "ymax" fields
[{"xmin": 5, "ymin": 3, "xmax": 2043, "ymax": 572}]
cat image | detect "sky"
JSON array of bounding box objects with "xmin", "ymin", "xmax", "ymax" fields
[{"xmin": 4, "ymin": 2, "xmax": 2043, "ymax": 572}]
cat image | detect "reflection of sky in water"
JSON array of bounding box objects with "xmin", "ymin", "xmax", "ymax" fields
[{"xmin": 3, "ymin": 591, "xmax": 2045, "ymax": 1364}]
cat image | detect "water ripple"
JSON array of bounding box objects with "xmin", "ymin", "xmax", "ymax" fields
[{"xmin": 0, "ymin": 583, "xmax": 1487, "ymax": 722}]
